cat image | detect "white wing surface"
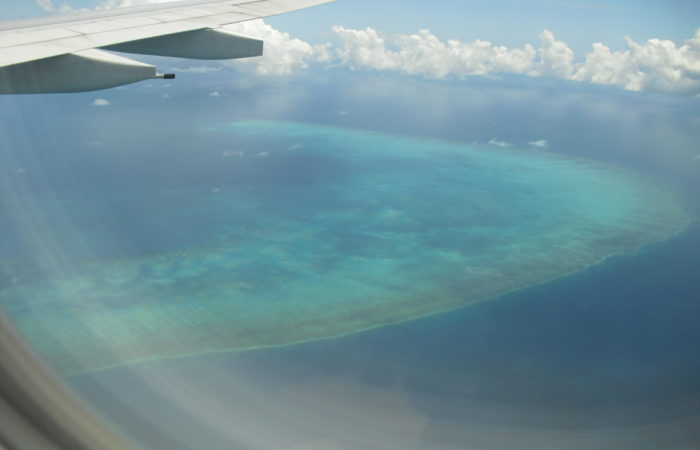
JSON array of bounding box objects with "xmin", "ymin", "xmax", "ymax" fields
[{"xmin": 0, "ymin": 0, "xmax": 334, "ymax": 94}]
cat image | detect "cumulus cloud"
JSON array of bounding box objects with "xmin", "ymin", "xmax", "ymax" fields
[
  {"xmin": 332, "ymin": 26, "xmax": 538, "ymax": 78},
  {"xmin": 536, "ymin": 30, "xmax": 575, "ymax": 78},
  {"xmin": 222, "ymin": 19, "xmax": 330, "ymax": 76},
  {"xmin": 572, "ymin": 30, "xmax": 700, "ymax": 94},
  {"xmin": 330, "ymin": 26, "xmax": 700, "ymax": 96},
  {"xmin": 528, "ymin": 139, "xmax": 549, "ymax": 148},
  {"xmin": 209, "ymin": 91, "xmax": 221, "ymax": 97},
  {"xmin": 488, "ymin": 138, "xmax": 513, "ymax": 148},
  {"xmin": 91, "ymin": 98, "xmax": 111, "ymax": 106}
]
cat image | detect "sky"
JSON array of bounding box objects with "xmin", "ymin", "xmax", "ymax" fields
[
  {"xmin": 4, "ymin": 1, "xmax": 699, "ymax": 46},
  {"xmin": 0, "ymin": 0, "xmax": 698, "ymax": 96}
]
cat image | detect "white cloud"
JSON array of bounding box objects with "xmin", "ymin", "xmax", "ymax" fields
[
  {"xmin": 209, "ymin": 91, "xmax": 221, "ymax": 97},
  {"xmin": 332, "ymin": 26, "xmax": 538, "ymax": 78},
  {"xmin": 92, "ymin": 98, "xmax": 111, "ymax": 106},
  {"xmin": 222, "ymin": 19, "xmax": 330, "ymax": 76},
  {"xmin": 572, "ymin": 30, "xmax": 700, "ymax": 94},
  {"xmin": 536, "ymin": 30, "xmax": 575, "ymax": 78},
  {"xmin": 488, "ymin": 138, "xmax": 513, "ymax": 148},
  {"xmin": 330, "ymin": 26, "xmax": 700, "ymax": 96},
  {"xmin": 528, "ymin": 139, "xmax": 549, "ymax": 148}
]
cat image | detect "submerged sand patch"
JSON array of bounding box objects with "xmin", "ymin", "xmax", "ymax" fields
[{"xmin": 0, "ymin": 121, "xmax": 691, "ymax": 374}]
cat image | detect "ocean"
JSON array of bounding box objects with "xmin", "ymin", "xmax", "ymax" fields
[{"xmin": 0, "ymin": 71, "xmax": 698, "ymax": 449}]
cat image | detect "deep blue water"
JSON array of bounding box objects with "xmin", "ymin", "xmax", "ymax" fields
[{"xmin": 1, "ymin": 71, "xmax": 699, "ymax": 449}]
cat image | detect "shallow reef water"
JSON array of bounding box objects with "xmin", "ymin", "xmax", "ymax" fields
[{"xmin": 0, "ymin": 121, "xmax": 691, "ymax": 374}]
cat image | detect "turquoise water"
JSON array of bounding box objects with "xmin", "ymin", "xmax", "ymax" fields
[{"xmin": 0, "ymin": 120, "xmax": 690, "ymax": 374}]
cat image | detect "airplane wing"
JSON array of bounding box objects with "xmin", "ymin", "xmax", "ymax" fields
[{"xmin": 0, "ymin": 0, "xmax": 335, "ymax": 94}]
